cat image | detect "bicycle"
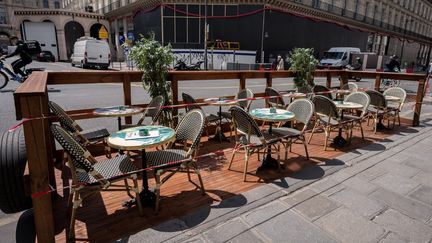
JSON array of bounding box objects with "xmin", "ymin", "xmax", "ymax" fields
[
  {"xmin": 380, "ymin": 69, "xmax": 401, "ymax": 90},
  {"xmin": 0, "ymin": 59, "xmax": 44, "ymax": 90},
  {"xmin": 380, "ymin": 78, "xmax": 400, "ymax": 89}
]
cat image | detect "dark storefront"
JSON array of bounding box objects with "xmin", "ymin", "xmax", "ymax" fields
[{"xmin": 133, "ymin": 4, "xmax": 369, "ymax": 62}]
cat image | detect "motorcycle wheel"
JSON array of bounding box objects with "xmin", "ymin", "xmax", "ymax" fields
[{"xmin": 0, "ymin": 71, "xmax": 9, "ymax": 90}]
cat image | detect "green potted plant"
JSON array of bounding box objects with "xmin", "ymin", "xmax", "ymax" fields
[
  {"xmin": 127, "ymin": 33, "xmax": 174, "ymax": 125},
  {"xmin": 287, "ymin": 48, "xmax": 319, "ymax": 89}
]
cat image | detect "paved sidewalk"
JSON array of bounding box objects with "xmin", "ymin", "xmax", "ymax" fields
[{"xmin": 118, "ymin": 99, "xmax": 432, "ymax": 243}]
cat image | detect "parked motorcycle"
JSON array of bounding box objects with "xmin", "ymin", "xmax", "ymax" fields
[{"xmin": 174, "ymin": 60, "xmax": 204, "ymax": 71}]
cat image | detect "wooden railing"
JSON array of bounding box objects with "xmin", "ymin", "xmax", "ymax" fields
[{"xmin": 12, "ymin": 69, "xmax": 427, "ymax": 242}]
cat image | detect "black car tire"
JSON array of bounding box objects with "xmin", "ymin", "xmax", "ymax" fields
[{"xmin": 0, "ymin": 127, "xmax": 32, "ymax": 214}]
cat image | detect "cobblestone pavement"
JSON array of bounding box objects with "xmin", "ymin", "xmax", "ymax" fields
[{"xmin": 118, "ymin": 98, "xmax": 432, "ymax": 243}]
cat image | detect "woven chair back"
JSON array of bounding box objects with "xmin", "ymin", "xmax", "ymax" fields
[
  {"xmin": 287, "ymin": 98, "xmax": 314, "ymax": 126},
  {"xmin": 366, "ymin": 90, "xmax": 386, "ymax": 108},
  {"xmin": 265, "ymin": 87, "xmax": 285, "ymax": 108},
  {"xmin": 139, "ymin": 95, "xmax": 165, "ymax": 125},
  {"xmin": 313, "ymin": 95, "xmax": 339, "ymax": 119},
  {"xmin": 313, "ymin": 85, "xmax": 332, "ymax": 99},
  {"xmin": 236, "ymin": 89, "xmax": 254, "ymax": 111},
  {"xmin": 182, "ymin": 93, "xmax": 202, "ymax": 112},
  {"xmin": 341, "ymin": 82, "xmax": 359, "ymax": 91},
  {"xmin": 229, "ymin": 106, "xmax": 263, "ymax": 138},
  {"xmin": 175, "ymin": 109, "xmax": 206, "ymax": 151},
  {"xmin": 383, "ymin": 87, "xmax": 407, "ymax": 106},
  {"xmin": 49, "ymin": 101, "xmax": 82, "ymax": 133},
  {"xmin": 345, "ymin": 91, "xmax": 370, "ymax": 117}
]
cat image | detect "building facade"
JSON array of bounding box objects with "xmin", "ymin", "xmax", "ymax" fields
[
  {"xmin": 0, "ymin": 0, "xmax": 109, "ymax": 61},
  {"xmin": 85, "ymin": 0, "xmax": 431, "ymax": 67}
]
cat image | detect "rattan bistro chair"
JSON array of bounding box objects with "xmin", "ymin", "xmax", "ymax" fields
[
  {"xmin": 343, "ymin": 92, "xmax": 370, "ymax": 140},
  {"xmin": 182, "ymin": 92, "xmax": 219, "ymax": 137},
  {"xmin": 313, "ymin": 85, "xmax": 333, "ymax": 100},
  {"xmin": 308, "ymin": 95, "xmax": 352, "ymax": 150},
  {"xmin": 341, "ymin": 82, "xmax": 359, "ymax": 91},
  {"xmin": 365, "ymin": 90, "xmax": 392, "ymax": 133},
  {"xmin": 265, "ymin": 87, "xmax": 287, "ymax": 109},
  {"xmin": 273, "ymin": 99, "xmax": 314, "ymax": 160},
  {"xmin": 228, "ymin": 106, "xmax": 283, "ymax": 181},
  {"xmin": 121, "ymin": 95, "xmax": 165, "ymax": 129},
  {"xmin": 50, "ymin": 124, "xmax": 143, "ymax": 240},
  {"xmin": 383, "ymin": 87, "xmax": 407, "ymax": 127},
  {"xmin": 145, "ymin": 109, "xmax": 206, "ymax": 212},
  {"xmin": 48, "ymin": 101, "xmax": 111, "ymax": 157},
  {"xmin": 219, "ymin": 89, "xmax": 255, "ymax": 139}
]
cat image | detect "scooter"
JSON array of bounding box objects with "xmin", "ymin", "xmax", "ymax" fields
[
  {"xmin": 345, "ymin": 64, "xmax": 362, "ymax": 82},
  {"xmin": 174, "ymin": 60, "xmax": 204, "ymax": 71}
]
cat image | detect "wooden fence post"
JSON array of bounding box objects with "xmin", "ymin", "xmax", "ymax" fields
[
  {"xmin": 339, "ymin": 71, "xmax": 348, "ymax": 88},
  {"xmin": 20, "ymin": 94, "xmax": 55, "ymax": 243},
  {"xmin": 326, "ymin": 72, "xmax": 332, "ymax": 88},
  {"xmin": 123, "ymin": 73, "xmax": 132, "ymax": 124},
  {"xmin": 374, "ymin": 73, "xmax": 381, "ymax": 91},
  {"xmin": 239, "ymin": 73, "xmax": 246, "ymax": 91},
  {"xmin": 413, "ymin": 78, "xmax": 426, "ymax": 126}
]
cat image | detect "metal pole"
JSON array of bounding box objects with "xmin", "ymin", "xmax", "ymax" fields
[
  {"xmin": 204, "ymin": 0, "xmax": 208, "ymax": 70},
  {"xmin": 260, "ymin": 5, "xmax": 266, "ymax": 63}
]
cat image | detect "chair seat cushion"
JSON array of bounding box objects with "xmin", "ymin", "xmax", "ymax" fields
[
  {"xmin": 82, "ymin": 127, "xmax": 110, "ymax": 141},
  {"xmin": 76, "ymin": 155, "xmax": 137, "ymax": 184},
  {"xmin": 146, "ymin": 149, "xmax": 191, "ymax": 169},
  {"xmin": 317, "ymin": 115, "xmax": 352, "ymax": 126},
  {"xmin": 272, "ymin": 127, "xmax": 302, "ymax": 138},
  {"xmin": 239, "ymin": 131, "xmax": 281, "ymax": 147},
  {"xmin": 342, "ymin": 114, "xmax": 362, "ymax": 122}
]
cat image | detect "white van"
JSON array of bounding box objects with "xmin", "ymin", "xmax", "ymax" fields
[
  {"xmin": 71, "ymin": 37, "xmax": 110, "ymax": 69},
  {"xmin": 319, "ymin": 47, "xmax": 361, "ymax": 68}
]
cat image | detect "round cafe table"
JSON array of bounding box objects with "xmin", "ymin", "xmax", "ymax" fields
[
  {"xmin": 332, "ymin": 101, "xmax": 363, "ymax": 148},
  {"xmin": 204, "ymin": 97, "xmax": 238, "ymax": 142},
  {"xmin": 107, "ymin": 125, "xmax": 176, "ymax": 207},
  {"xmin": 94, "ymin": 105, "xmax": 144, "ymax": 130},
  {"xmin": 249, "ymin": 108, "xmax": 295, "ymax": 171}
]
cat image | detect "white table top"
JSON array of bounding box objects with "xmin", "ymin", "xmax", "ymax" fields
[
  {"xmin": 333, "ymin": 101, "xmax": 363, "ymax": 110},
  {"xmin": 107, "ymin": 125, "xmax": 176, "ymax": 150},
  {"xmin": 204, "ymin": 98, "xmax": 238, "ymax": 106},
  {"xmin": 250, "ymin": 108, "xmax": 295, "ymax": 122},
  {"xmin": 93, "ymin": 105, "xmax": 144, "ymax": 117}
]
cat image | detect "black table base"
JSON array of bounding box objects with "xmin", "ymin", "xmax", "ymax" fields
[
  {"xmin": 331, "ymin": 135, "xmax": 347, "ymax": 148},
  {"xmin": 257, "ymin": 154, "xmax": 280, "ymax": 173},
  {"xmin": 256, "ymin": 123, "xmax": 281, "ymax": 173},
  {"xmin": 122, "ymin": 149, "xmax": 156, "ymax": 208},
  {"xmin": 376, "ymin": 121, "xmax": 389, "ymax": 130},
  {"xmin": 209, "ymin": 129, "xmax": 229, "ymax": 142}
]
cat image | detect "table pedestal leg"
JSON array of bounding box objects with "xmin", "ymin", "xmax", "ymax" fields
[
  {"xmin": 256, "ymin": 123, "xmax": 279, "ymax": 172},
  {"xmin": 123, "ymin": 149, "xmax": 156, "ymax": 208},
  {"xmin": 209, "ymin": 106, "xmax": 229, "ymax": 142},
  {"xmin": 376, "ymin": 118, "xmax": 388, "ymax": 130},
  {"xmin": 117, "ymin": 117, "xmax": 122, "ymax": 130},
  {"xmin": 332, "ymin": 128, "xmax": 347, "ymax": 148}
]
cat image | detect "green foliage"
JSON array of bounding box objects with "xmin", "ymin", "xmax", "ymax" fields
[
  {"xmin": 287, "ymin": 48, "xmax": 318, "ymax": 88},
  {"xmin": 127, "ymin": 34, "xmax": 174, "ymax": 102}
]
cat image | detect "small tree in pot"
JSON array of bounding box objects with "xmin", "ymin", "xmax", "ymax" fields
[
  {"xmin": 127, "ymin": 34, "xmax": 174, "ymax": 125},
  {"xmin": 287, "ymin": 48, "xmax": 318, "ymax": 89}
]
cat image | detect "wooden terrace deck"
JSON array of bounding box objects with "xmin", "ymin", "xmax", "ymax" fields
[{"xmin": 51, "ymin": 117, "xmax": 414, "ymax": 242}]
